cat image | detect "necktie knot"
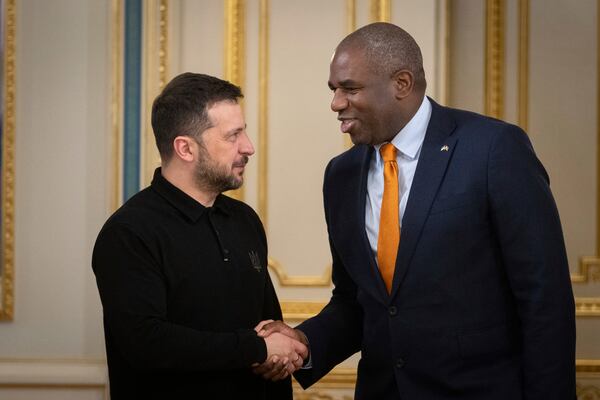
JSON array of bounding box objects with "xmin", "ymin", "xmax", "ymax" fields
[{"xmin": 380, "ymin": 143, "xmax": 397, "ymax": 163}]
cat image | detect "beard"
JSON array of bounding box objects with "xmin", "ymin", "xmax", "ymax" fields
[{"xmin": 193, "ymin": 144, "xmax": 248, "ymax": 194}]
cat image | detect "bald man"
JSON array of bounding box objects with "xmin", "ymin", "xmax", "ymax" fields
[{"xmin": 257, "ymin": 23, "xmax": 575, "ymax": 400}]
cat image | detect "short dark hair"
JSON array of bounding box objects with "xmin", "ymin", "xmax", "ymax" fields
[
  {"xmin": 339, "ymin": 22, "xmax": 426, "ymax": 90},
  {"xmin": 151, "ymin": 72, "xmax": 243, "ymax": 161}
]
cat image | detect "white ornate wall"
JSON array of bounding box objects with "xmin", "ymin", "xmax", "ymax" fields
[{"xmin": 0, "ymin": 1, "xmax": 598, "ymax": 399}]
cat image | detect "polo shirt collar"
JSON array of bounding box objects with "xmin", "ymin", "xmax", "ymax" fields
[{"xmin": 151, "ymin": 168, "xmax": 230, "ymax": 222}]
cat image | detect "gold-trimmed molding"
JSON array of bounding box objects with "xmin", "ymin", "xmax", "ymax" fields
[
  {"xmin": 294, "ymin": 362, "xmax": 600, "ymax": 394},
  {"xmin": 258, "ymin": 0, "xmax": 269, "ymax": 225},
  {"xmin": 438, "ymin": 0, "xmax": 451, "ymax": 106},
  {"xmin": 576, "ymin": 298, "xmax": 600, "ymax": 317},
  {"xmin": 346, "ymin": 0, "xmax": 356, "ymax": 34},
  {"xmin": 598, "ymin": 0, "xmax": 600, "ymax": 257},
  {"xmin": 110, "ymin": 0, "xmax": 124, "ymax": 211},
  {"xmin": 224, "ymin": 0, "xmax": 246, "ymax": 201},
  {"xmin": 282, "ymin": 298, "xmax": 600, "ymax": 319},
  {"xmin": 582, "ymin": 0, "xmax": 600, "ymax": 281},
  {"xmin": 0, "ymin": 359, "xmax": 106, "ymax": 389},
  {"xmin": 572, "ymin": 256, "xmax": 600, "ymax": 283},
  {"xmin": 0, "ymin": 0, "xmax": 16, "ymax": 321},
  {"xmin": 484, "ymin": 0, "xmax": 505, "ymax": 119},
  {"xmin": 517, "ymin": 0, "xmax": 529, "ymax": 130},
  {"xmin": 577, "ymin": 383, "xmax": 600, "ymax": 399},
  {"xmin": 370, "ymin": 0, "xmax": 391, "ymax": 23},
  {"xmin": 282, "ymin": 300, "xmax": 327, "ymax": 321},
  {"xmin": 269, "ymin": 259, "xmax": 332, "ymax": 287},
  {"xmin": 258, "ymin": 0, "xmax": 332, "ymax": 287},
  {"xmin": 294, "ymin": 367, "xmax": 357, "ymax": 389},
  {"xmin": 142, "ymin": 0, "xmax": 162, "ymax": 188},
  {"xmin": 158, "ymin": 0, "xmax": 168, "ymax": 90},
  {"xmin": 224, "ymin": 0, "xmax": 245, "ymax": 88},
  {"xmin": 293, "ymin": 390, "xmax": 352, "ymax": 400},
  {"xmin": 577, "ymin": 359, "xmax": 600, "ymax": 373}
]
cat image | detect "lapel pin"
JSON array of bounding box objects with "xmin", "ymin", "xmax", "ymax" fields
[{"xmin": 440, "ymin": 145, "xmax": 449, "ymax": 152}]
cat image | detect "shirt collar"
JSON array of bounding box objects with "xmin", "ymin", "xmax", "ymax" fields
[
  {"xmin": 374, "ymin": 96, "xmax": 432, "ymax": 160},
  {"xmin": 150, "ymin": 168, "xmax": 230, "ymax": 222}
]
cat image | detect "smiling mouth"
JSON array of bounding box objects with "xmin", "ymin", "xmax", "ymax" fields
[{"xmin": 339, "ymin": 118, "xmax": 356, "ymax": 133}]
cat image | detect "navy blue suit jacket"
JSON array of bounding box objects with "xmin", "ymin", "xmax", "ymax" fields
[{"xmin": 295, "ymin": 99, "xmax": 576, "ymax": 399}]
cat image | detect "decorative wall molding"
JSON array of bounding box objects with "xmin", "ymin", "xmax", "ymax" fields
[
  {"xmin": 517, "ymin": 0, "xmax": 529, "ymax": 130},
  {"xmin": 370, "ymin": 0, "xmax": 391, "ymax": 23},
  {"xmin": 282, "ymin": 300, "xmax": 327, "ymax": 321},
  {"xmin": 293, "ymin": 390, "xmax": 352, "ymax": 400},
  {"xmin": 258, "ymin": 0, "xmax": 333, "ymax": 287},
  {"xmin": 110, "ymin": 0, "xmax": 124, "ymax": 211},
  {"xmin": 142, "ymin": 0, "xmax": 162, "ymax": 187},
  {"xmin": 295, "ymin": 367, "xmax": 357, "ymax": 389},
  {"xmin": 597, "ymin": 0, "xmax": 600, "ymax": 259},
  {"xmin": 484, "ymin": 0, "xmax": 505, "ymax": 119},
  {"xmin": 158, "ymin": 0, "xmax": 168, "ymax": 90},
  {"xmin": 224, "ymin": 0, "xmax": 246, "ymax": 201},
  {"xmin": 576, "ymin": 298, "xmax": 600, "ymax": 317},
  {"xmin": 572, "ymin": 257, "xmax": 600, "ymax": 283},
  {"xmin": 269, "ymin": 259, "xmax": 332, "ymax": 287},
  {"xmin": 577, "ymin": 360, "xmax": 600, "ymax": 374},
  {"xmin": 346, "ymin": 0, "xmax": 355, "ymax": 34},
  {"xmin": 0, "ymin": 0, "xmax": 16, "ymax": 321},
  {"xmin": 577, "ymin": 383, "xmax": 600, "ymax": 399},
  {"xmin": 0, "ymin": 359, "xmax": 107, "ymax": 388},
  {"xmin": 258, "ymin": 0, "xmax": 269, "ymax": 225}
]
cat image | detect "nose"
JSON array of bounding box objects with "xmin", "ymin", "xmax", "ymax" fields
[
  {"xmin": 330, "ymin": 89, "xmax": 348, "ymax": 112},
  {"xmin": 239, "ymin": 131, "xmax": 255, "ymax": 156}
]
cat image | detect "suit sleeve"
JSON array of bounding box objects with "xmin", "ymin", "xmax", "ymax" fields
[
  {"xmin": 92, "ymin": 223, "xmax": 267, "ymax": 371},
  {"xmin": 487, "ymin": 126, "xmax": 576, "ymax": 399},
  {"xmin": 294, "ymin": 160, "xmax": 363, "ymax": 388}
]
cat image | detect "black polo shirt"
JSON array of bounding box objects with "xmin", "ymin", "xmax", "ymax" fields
[{"xmin": 92, "ymin": 168, "xmax": 291, "ymax": 399}]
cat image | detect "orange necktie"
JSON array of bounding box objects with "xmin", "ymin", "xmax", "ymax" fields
[{"xmin": 377, "ymin": 143, "xmax": 400, "ymax": 293}]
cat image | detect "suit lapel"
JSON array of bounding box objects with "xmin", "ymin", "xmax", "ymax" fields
[
  {"xmin": 390, "ymin": 100, "xmax": 457, "ymax": 299},
  {"xmin": 355, "ymin": 147, "xmax": 390, "ymax": 301},
  {"xmin": 333, "ymin": 146, "xmax": 389, "ymax": 305}
]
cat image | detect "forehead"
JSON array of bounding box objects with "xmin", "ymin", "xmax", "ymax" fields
[
  {"xmin": 207, "ymin": 100, "xmax": 243, "ymax": 125},
  {"xmin": 329, "ymin": 47, "xmax": 376, "ymax": 83}
]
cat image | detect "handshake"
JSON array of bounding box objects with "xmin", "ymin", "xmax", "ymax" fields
[{"xmin": 252, "ymin": 320, "xmax": 309, "ymax": 381}]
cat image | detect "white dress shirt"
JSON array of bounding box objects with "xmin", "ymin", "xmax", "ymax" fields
[{"xmin": 365, "ymin": 96, "xmax": 432, "ymax": 260}]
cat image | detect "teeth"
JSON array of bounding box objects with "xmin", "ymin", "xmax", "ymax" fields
[{"xmin": 340, "ymin": 119, "xmax": 353, "ymax": 133}]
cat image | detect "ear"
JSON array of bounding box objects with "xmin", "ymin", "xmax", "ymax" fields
[
  {"xmin": 172, "ymin": 136, "xmax": 196, "ymax": 163},
  {"xmin": 392, "ymin": 70, "xmax": 414, "ymax": 100}
]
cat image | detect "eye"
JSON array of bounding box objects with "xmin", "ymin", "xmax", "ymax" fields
[{"xmin": 227, "ymin": 131, "xmax": 242, "ymax": 142}]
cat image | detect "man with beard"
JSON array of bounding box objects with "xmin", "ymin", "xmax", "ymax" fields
[{"xmin": 92, "ymin": 73, "xmax": 306, "ymax": 399}]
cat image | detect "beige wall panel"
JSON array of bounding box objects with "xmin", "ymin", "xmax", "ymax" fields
[
  {"xmin": 355, "ymin": 0, "xmax": 372, "ymax": 29},
  {"xmin": 174, "ymin": 0, "xmax": 224, "ymax": 78},
  {"xmin": 577, "ymin": 319, "xmax": 600, "ymax": 357},
  {"xmin": 392, "ymin": 0, "xmax": 439, "ymax": 101},
  {"xmin": 449, "ymin": 0, "xmax": 485, "ymax": 113},
  {"xmin": 0, "ymin": 0, "xmax": 107, "ymax": 359},
  {"xmin": 0, "ymin": 389, "xmax": 105, "ymax": 400},
  {"xmin": 267, "ymin": 0, "xmax": 345, "ymax": 287},
  {"xmin": 529, "ymin": 0, "xmax": 596, "ymax": 278}
]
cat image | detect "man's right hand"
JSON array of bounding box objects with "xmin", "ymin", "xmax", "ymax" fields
[
  {"xmin": 252, "ymin": 321, "xmax": 309, "ymax": 381},
  {"xmin": 264, "ymin": 331, "xmax": 307, "ymax": 362}
]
